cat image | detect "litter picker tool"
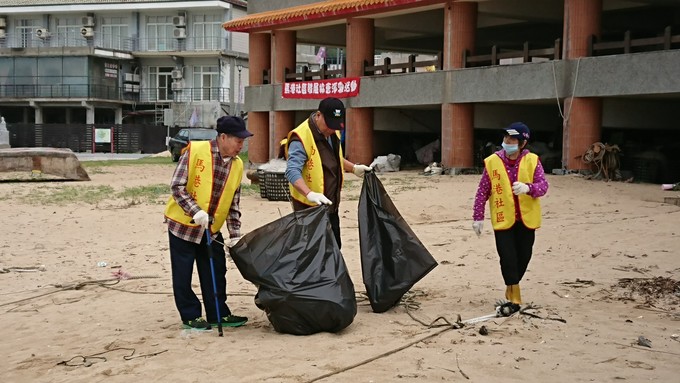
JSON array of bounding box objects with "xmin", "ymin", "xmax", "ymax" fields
[{"xmin": 204, "ymin": 228, "xmax": 224, "ymax": 337}]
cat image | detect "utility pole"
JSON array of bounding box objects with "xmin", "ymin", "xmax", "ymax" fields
[{"xmin": 236, "ymin": 64, "xmax": 243, "ymax": 116}]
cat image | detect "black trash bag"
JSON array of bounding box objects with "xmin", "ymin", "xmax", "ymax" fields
[
  {"xmin": 229, "ymin": 205, "xmax": 357, "ymax": 335},
  {"xmin": 358, "ymin": 172, "xmax": 438, "ymax": 313}
]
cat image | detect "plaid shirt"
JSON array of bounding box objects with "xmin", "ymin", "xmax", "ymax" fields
[{"xmin": 167, "ymin": 140, "xmax": 242, "ymax": 244}]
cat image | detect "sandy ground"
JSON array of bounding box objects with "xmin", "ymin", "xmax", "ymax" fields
[{"xmin": 1, "ymin": 161, "xmax": 679, "ymax": 383}]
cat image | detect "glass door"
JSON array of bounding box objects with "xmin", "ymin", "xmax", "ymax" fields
[{"xmin": 149, "ymin": 67, "xmax": 174, "ymax": 102}]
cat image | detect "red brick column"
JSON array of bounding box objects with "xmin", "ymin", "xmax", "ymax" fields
[
  {"xmin": 564, "ymin": 97, "xmax": 602, "ymax": 168},
  {"xmin": 247, "ymin": 33, "xmax": 271, "ymax": 164},
  {"xmin": 441, "ymin": 1, "xmax": 477, "ymax": 169},
  {"xmin": 562, "ymin": 0, "xmax": 602, "ymax": 169},
  {"xmin": 272, "ymin": 30, "xmax": 296, "ymax": 159},
  {"xmin": 345, "ymin": 17, "xmax": 374, "ymax": 165}
]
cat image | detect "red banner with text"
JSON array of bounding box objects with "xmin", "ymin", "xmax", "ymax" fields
[{"xmin": 282, "ymin": 77, "xmax": 360, "ymax": 99}]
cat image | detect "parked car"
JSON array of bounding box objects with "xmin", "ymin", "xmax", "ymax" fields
[{"xmin": 168, "ymin": 128, "xmax": 218, "ymax": 162}]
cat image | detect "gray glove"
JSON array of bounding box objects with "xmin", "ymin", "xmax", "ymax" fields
[
  {"xmin": 227, "ymin": 237, "xmax": 241, "ymax": 248},
  {"xmin": 472, "ymin": 221, "xmax": 483, "ymax": 237},
  {"xmin": 512, "ymin": 182, "xmax": 530, "ymax": 195},
  {"xmin": 353, "ymin": 164, "xmax": 372, "ymax": 177}
]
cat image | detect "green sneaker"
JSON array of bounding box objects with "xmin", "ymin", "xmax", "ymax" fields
[
  {"xmin": 182, "ymin": 317, "xmax": 211, "ymax": 330},
  {"xmin": 211, "ymin": 315, "xmax": 248, "ymax": 328}
]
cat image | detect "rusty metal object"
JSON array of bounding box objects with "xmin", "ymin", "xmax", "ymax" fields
[{"xmin": 0, "ymin": 147, "xmax": 90, "ymax": 181}]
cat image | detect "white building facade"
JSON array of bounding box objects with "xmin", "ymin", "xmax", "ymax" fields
[{"xmin": 0, "ymin": 0, "xmax": 249, "ymax": 143}]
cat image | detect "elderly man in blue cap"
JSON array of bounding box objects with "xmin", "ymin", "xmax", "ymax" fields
[{"xmin": 164, "ymin": 115, "xmax": 253, "ymax": 330}]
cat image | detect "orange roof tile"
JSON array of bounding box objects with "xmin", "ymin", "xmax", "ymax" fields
[{"xmin": 223, "ymin": 0, "xmax": 443, "ymax": 32}]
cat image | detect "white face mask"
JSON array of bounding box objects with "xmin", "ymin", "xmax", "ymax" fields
[{"xmin": 502, "ymin": 142, "xmax": 519, "ymax": 154}]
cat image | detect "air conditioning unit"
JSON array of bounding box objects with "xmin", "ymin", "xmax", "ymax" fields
[
  {"xmin": 35, "ymin": 28, "xmax": 50, "ymax": 39},
  {"xmin": 0, "ymin": 29, "xmax": 6, "ymax": 39},
  {"xmin": 172, "ymin": 16, "xmax": 185, "ymax": 27},
  {"xmin": 0, "ymin": 17, "xmax": 7, "ymax": 28},
  {"xmin": 82, "ymin": 16, "xmax": 95, "ymax": 27},
  {"xmin": 80, "ymin": 27, "xmax": 94, "ymax": 38},
  {"xmin": 124, "ymin": 73, "xmax": 140, "ymax": 83},
  {"xmin": 123, "ymin": 83, "xmax": 134, "ymax": 92},
  {"xmin": 173, "ymin": 28, "xmax": 186, "ymax": 39},
  {"xmin": 171, "ymin": 81, "xmax": 184, "ymax": 91},
  {"xmin": 171, "ymin": 69, "xmax": 183, "ymax": 79}
]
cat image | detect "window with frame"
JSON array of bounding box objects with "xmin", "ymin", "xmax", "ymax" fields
[
  {"xmin": 56, "ymin": 17, "xmax": 86, "ymax": 47},
  {"xmin": 192, "ymin": 14, "xmax": 223, "ymax": 50},
  {"xmin": 193, "ymin": 66, "xmax": 219, "ymax": 101},
  {"xmin": 149, "ymin": 66, "xmax": 174, "ymax": 102},
  {"xmin": 15, "ymin": 19, "xmax": 40, "ymax": 48},
  {"xmin": 146, "ymin": 16, "xmax": 174, "ymax": 51},
  {"xmin": 101, "ymin": 17, "xmax": 129, "ymax": 50}
]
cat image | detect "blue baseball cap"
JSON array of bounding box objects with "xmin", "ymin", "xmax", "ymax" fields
[
  {"xmin": 503, "ymin": 122, "xmax": 530, "ymax": 142},
  {"xmin": 216, "ymin": 116, "xmax": 253, "ymax": 138}
]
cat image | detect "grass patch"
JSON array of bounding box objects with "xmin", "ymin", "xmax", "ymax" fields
[
  {"xmin": 22, "ymin": 185, "xmax": 115, "ymax": 205},
  {"xmin": 81, "ymin": 157, "xmax": 175, "ymax": 167},
  {"xmin": 86, "ymin": 167, "xmax": 109, "ymax": 174},
  {"xmin": 20, "ymin": 184, "xmax": 170, "ymax": 206},
  {"xmin": 80, "ymin": 152, "xmax": 248, "ymax": 168},
  {"xmin": 117, "ymin": 184, "xmax": 170, "ymax": 204},
  {"xmin": 240, "ymin": 182, "xmax": 261, "ymax": 197}
]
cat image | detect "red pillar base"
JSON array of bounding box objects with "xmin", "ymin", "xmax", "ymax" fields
[
  {"xmin": 441, "ymin": 103, "xmax": 474, "ymax": 168},
  {"xmin": 346, "ymin": 107, "xmax": 373, "ymax": 165},
  {"xmin": 273, "ymin": 111, "xmax": 294, "ymax": 159},
  {"xmin": 564, "ymin": 97, "xmax": 602, "ymax": 170},
  {"xmin": 247, "ymin": 111, "xmax": 269, "ymax": 164}
]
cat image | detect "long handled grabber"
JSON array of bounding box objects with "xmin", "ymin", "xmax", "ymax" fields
[{"xmin": 204, "ymin": 229, "xmax": 224, "ymax": 337}]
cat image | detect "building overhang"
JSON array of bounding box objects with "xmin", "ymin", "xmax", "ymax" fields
[
  {"xmin": 0, "ymin": 0, "xmax": 240, "ymax": 14},
  {"xmin": 222, "ymin": 0, "xmax": 446, "ymax": 33}
]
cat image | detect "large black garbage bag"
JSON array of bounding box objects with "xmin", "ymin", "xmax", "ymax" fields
[
  {"xmin": 358, "ymin": 172, "xmax": 438, "ymax": 313},
  {"xmin": 229, "ymin": 206, "xmax": 357, "ymax": 335}
]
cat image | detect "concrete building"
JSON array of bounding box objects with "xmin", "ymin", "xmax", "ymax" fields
[
  {"xmin": 0, "ymin": 0, "xmax": 249, "ymax": 152},
  {"xmin": 225, "ymin": 0, "xmax": 680, "ymax": 183}
]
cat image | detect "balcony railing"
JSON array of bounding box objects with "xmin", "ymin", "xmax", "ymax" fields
[
  {"xmin": 131, "ymin": 87, "xmax": 230, "ymax": 103},
  {"xmin": 0, "ymin": 84, "xmax": 229, "ymax": 103},
  {"xmin": 588, "ymin": 26, "xmax": 680, "ymax": 56},
  {"xmin": 463, "ymin": 39, "xmax": 562, "ymax": 68},
  {"xmin": 364, "ymin": 54, "xmax": 442, "ymax": 75},
  {"xmin": 0, "ymin": 84, "xmax": 120, "ymax": 99},
  {"xmin": 0, "ymin": 32, "xmax": 226, "ymax": 52}
]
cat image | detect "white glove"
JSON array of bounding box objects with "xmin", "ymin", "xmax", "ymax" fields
[
  {"xmin": 352, "ymin": 164, "xmax": 372, "ymax": 177},
  {"xmin": 227, "ymin": 237, "xmax": 241, "ymax": 248},
  {"xmin": 306, "ymin": 191, "xmax": 332, "ymax": 205},
  {"xmin": 512, "ymin": 181, "xmax": 530, "ymax": 195},
  {"xmin": 472, "ymin": 221, "xmax": 484, "ymax": 237},
  {"xmin": 192, "ymin": 210, "xmax": 210, "ymax": 229}
]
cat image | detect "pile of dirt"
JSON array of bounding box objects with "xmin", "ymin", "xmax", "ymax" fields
[{"xmin": 616, "ymin": 276, "xmax": 680, "ymax": 305}]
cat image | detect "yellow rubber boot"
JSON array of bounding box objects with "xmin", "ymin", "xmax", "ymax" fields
[
  {"xmin": 505, "ymin": 285, "xmax": 512, "ymax": 301},
  {"xmin": 509, "ymin": 284, "xmax": 522, "ymax": 304}
]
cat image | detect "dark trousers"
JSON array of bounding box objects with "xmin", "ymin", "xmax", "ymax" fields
[
  {"xmin": 169, "ymin": 231, "xmax": 230, "ymax": 322},
  {"xmin": 329, "ymin": 212, "xmax": 341, "ymax": 249},
  {"xmin": 493, "ymin": 222, "xmax": 535, "ymax": 286}
]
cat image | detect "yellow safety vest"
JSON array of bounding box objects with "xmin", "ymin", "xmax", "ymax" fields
[
  {"xmin": 164, "ymin": 141, "xmax": 243, "ymax": 235},
  {"xmin": 484, "ymin": 153, "xmax": 541, "ymax": 230},
  {"xmin": 286, "ymin": 120, "xmax": 344, "ymax": 206}
]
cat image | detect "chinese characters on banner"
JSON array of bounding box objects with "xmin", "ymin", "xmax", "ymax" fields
[{"xmin": 282, "ymin": 77, "xmax": 360, "ymax": 99}]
